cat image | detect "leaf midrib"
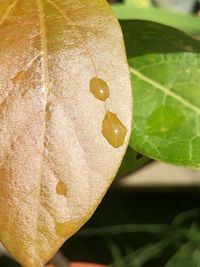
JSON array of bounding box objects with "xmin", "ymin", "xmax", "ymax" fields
[
  {"xmin": 35, "ymin": 0, "xmax": 49, "ymax": 260},
  {"xmin": 129, "ymin": 66, "xmax": 200, "ymax": 114}
]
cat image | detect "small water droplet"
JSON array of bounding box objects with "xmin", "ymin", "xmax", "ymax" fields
[
  {"xmin": 55, "ymin": 221, "xmax": 78, "ymax": 237},
  {"xmin": 90, "ymin": 77, "xmax": 110, "ymax": 101},
  {"xmin": 56, "ymin": 181, "xmax": 68, "ymax": 197},
  {"xmin": 102, "ymin": 111, "xmax": 127, "ymax": 148}
]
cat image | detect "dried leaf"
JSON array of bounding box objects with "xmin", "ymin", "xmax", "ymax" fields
[{"xmin": 0, "ymin": 0, "xmax": 132, "ymax": 266}]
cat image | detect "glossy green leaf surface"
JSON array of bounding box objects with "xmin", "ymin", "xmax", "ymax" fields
[{"xmin": 121, "ymin": 20, "xmax": 200, "ymax": 168}]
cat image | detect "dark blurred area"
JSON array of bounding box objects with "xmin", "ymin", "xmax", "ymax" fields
[
  {"xmin": 1, "ymin": 189, "xmax": 200, "ymax": 267},
  {"xmin": 108, "ymin": 0, "xmax": 123, "ymax": 3},
  {"xmin": 63, "ymin": 189, "xmax": 200, "ymax": 266}
]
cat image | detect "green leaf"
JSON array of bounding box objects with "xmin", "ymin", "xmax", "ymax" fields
[
  {"xmin": 117, "ymin": 146, "xmax": 150, "ymax": 177},
  {"xmin": 108, "ymin": 236, "xmax": 183, "ymax": 267},
  {"xmin": 165, "ymin": 242, "xmax": 198, "ymax": 267},
  {"xmin": 186, "ymin": 223, "xmax": 200, "ymax": 247},
  {"xmin": 112, "ymin": 4, "xmax": 200, "ymax": 34},
  {"xmin": 108, "ymin": 240, "xmax": 127, "ymax": 267},
  {"xmin": 126, "ymin": 238, "xmax": 176, "ymax": 267},
  {"xmin": 123, "ymin": 0, "xmax": 152, "ymax": 8},
  {"xmin": 121, "ymin": 20, "xmax": 200, "ymax": 168},
  {"xmin": 79, "ymin": 223, "xmax": 169, "ymax": 236},
  {"xmin": 109, "ymin": 239, "xmax": 174, "ymax": 267},
  {"xmin": 172, "ymin": 210, "xmax": 200, "ymax": 227}
]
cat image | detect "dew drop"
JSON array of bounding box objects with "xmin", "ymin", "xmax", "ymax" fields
[
  {"xmin": 56, "ymin": 181, "xmax": 68, "ymax": 197},
  {"xmin": 90, "ymin": 77, "xmax": 110, "ymax": 101},
  {"xmin": 102, "ymin": 111, "xmax": 127, "ymax": 148},
  {"xmin": 55, "ymin": 221, "xmax": 78, "ymax": 237}
]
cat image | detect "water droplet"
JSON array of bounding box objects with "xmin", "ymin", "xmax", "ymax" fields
[
  {"xmin": 56, "ymin": 181, "xmax": 68, "ymax": 197},
  {"xmin": 90, "ymin": 77, "xmax": 110, "ymax": 101},
  {"xmin": 102, "ymin": 111, "xmax": 127, "ymax": 148},
  {"xmin": 55, "ymin": 221, "xmax": 78, "ymax": 237}
]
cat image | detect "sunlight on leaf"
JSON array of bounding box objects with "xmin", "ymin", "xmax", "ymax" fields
[
  {"xmin": 0, "ymin": 0, "xmax": 132, "ymax": 266},
  {"xmin": 121, "ymin": 20, "xmax": 200, "ymax": 168},
  {"xmin": 124, "ymin": 0, "xmax": 151, "ymax": 8}
]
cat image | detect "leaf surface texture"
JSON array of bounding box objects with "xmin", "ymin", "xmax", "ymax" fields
[{"xmin": 0, "ymin": 1, "xmax": 132, "ymax": 266}]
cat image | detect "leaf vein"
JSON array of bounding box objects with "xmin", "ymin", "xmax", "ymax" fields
[
  {"xmin": 46, "ymin": 0, "xmax": 98, "ymax": 75},
  {"xmin": 35, "ymin": 0, "xmax": 49, "ymax": 260},
  {"xmin": 0, "ymin": 0, "xmax": 18, "ymax": 26},
  {"xmin": 130, "ymin": 67, "xmax": 200, "ymax": 114}
]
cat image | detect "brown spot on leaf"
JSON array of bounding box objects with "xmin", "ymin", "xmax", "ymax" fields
[{"xmin": 56, "ymin": 181, "xmax": 68, "ymax": 197}]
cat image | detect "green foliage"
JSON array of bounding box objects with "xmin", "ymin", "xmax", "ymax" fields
[
  {"xmin": 98, "ymin": 3, "xmax": 200, "ymax": 267},
  {"xmin": 80, "ymin": 209, "xmax": 200, "ymax": 267},
  {"xmin": 120, "ymin": 20, "xmax": 200, "ymax": 168},
  {"xmin": 117, "ymin": 146, "xmax": 150, "ymax": 177},
  {"xmin": 112, "ymin": 1, "xmax": 200, "ymax": 34},
  {"xmin": 165, "ymin": 242, "xmax": 198, "ymax": 267}
]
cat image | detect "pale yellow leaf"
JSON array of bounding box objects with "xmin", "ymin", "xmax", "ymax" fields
[{"xmin": 0, "ymin": 0, "xmax": 132, "ymax": 266}]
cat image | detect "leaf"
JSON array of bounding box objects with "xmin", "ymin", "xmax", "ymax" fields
[
  {"xmin": 0, "ymin": 1, "xmax": 132, "ymax": 266},
  {"xmin": 112, "ymin": 4, "xmax": 200, "ymax": 34},
  {"xmin": 165, "ymin": 242, "xmax": 198, "ymax": 267},
  {"xmin": 79, "ymin": 223, "xmax": 169, "ymax": 236},
  {"xmin": 117, "ymin": 146, "xmax": 150, "ymax": 177},
  {"xmin": 172, "ymin": 210, "xmax": 200, "ymax": 227},
  {"xmin": 108, "ymin": 240, "xmax": 127, "ymax": 267},
  {"xmin": 124, "ymin": 0, "xmax": 152, "ymax": 8},
  {"xmin": 121, "ymin": 20, "xmax": 200, "ymax": 168},
  {"xmin": 124, "ymin": 238, "xmax": 176, "ymax": 267}
]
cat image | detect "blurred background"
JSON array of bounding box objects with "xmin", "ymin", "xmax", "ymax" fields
[
  {"xmin": 1, "ymin": 1, "xmax": 200, "ymax": 266},
  {"xmin": 110, "ymin": 0, "xmax": 200, "ymax": 14}
]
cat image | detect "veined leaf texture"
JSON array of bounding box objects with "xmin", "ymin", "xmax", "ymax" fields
[{"xmin": 0, "ymin": 0, "xmax": 132, "ymax": 266}]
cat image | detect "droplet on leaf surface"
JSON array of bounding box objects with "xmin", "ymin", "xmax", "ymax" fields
[
  {"xmin": 90, "ymin": 77, "xmax": 110, "ymax": 101},
  {"xmin": 55, "ymin": 221, "xmax": 78, "ymax": 238},
  {"xmin": 56, "ymin": 181, "xmax": 68, "ymax": 197},
  {"xmin": 102, "ymin": 111, "xmax": 127, "ymax": 148}
]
